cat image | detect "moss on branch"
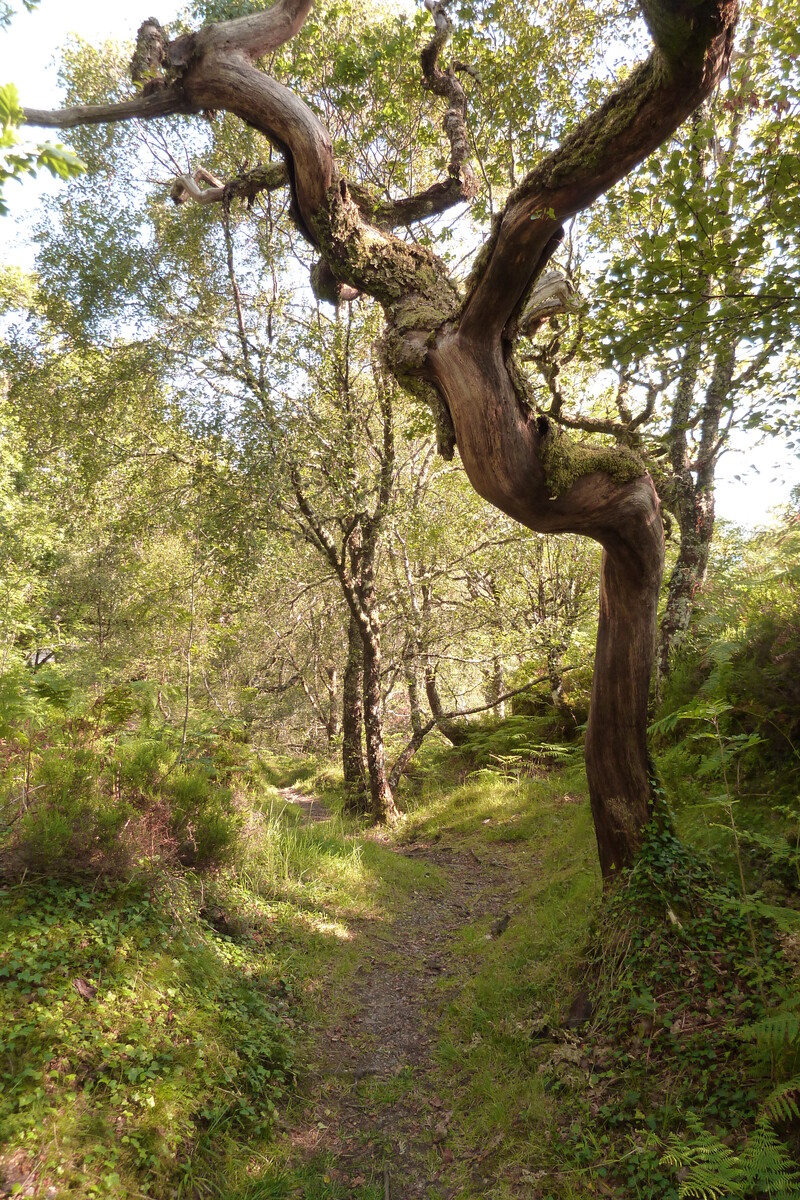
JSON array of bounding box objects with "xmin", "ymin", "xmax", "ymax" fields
[{"xmin": 538, "ymin": 421, "xmax": 646, "ymax": 498}]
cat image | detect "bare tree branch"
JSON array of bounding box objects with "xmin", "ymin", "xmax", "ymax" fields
[
  {"xmin": 192, "ymin": 0, "xmax": 315, "ymax": 60},
  {"xmin": 388, "ymin": 666, "xmax": 578, "ymax": 789},
  {"xmin": 24, "ymin": 87, "xmax": 195, "ymax": 128}
]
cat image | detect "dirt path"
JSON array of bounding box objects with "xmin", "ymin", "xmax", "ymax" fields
[
  {"xmin": 278, "ymin": 785, "xmax": 332, "ymax": 825},
  {"xmin": 279, "ymin": 825, "xmax": 523, "ymax": 1199}
]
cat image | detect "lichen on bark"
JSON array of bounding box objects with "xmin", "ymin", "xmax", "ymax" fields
[{"xmin": 311, "ymin": 182, "xmax": 459, "ymax": 327}]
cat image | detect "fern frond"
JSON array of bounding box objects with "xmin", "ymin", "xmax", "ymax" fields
[
  {"xmin": 662, "ymin": 1127, "xmax": 741, "ymax": 1199},
  {"xmin": 762, "ymin": 1075, "xmax": 800, "ymax": 1124},
  {"xmin": 739, "ymin": 1118, "xmax": 800, "ymax": 1200},
  {"xmin": 739, "ymin": 1011, "xmax": 800, "ymax": 1052},
  {"xmin": 679, "ymin": 1163, "xmax": 740, "ymax": 1199}
]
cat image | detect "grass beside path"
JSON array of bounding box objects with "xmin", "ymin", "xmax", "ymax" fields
[
  {"xmin": 251, "ymin": 755, "xmax": 602, "ymax": 1200},
  {"xmin": 0, "ymin": 745, "xmax": 600, "ymax": 1199},
  {"xmin": 4, "ymin": 739, "xmax": 795, "ymax": 1199}
]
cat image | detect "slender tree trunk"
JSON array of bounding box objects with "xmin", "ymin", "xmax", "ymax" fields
[
  {"xmin": 358, "ymin": 522, "xmax": 399, "ymax": 823},
  {"xmin": 403, "ymin": 641, "xmax": 425, "ymax": 736},
  {"xmin": 342, "ymin": 611, "xmax": 368, "ymax": 813},
  {"xmin": 424, "ymin": 660, "xmax": 470, "ymax": 746},
  {"xmin": 658, "ymin": 342, "xmax": 736, "ymax": 682},
  {"xmin": 546, "ymin": 640, "xmax": 571, "ymax": 716},
  {"xmin": 324, "ymin": 665, "xmax": 339, "ymax": 741},
  {"xmin": 362, "ymin": 628, "xmax": 398, "ymax": 823},
  {"xmin": 179, "ymin": 567, "xmax": 197, "ymax": 764},
  {"xmin": 658, "ymin": 483, "xmax": 715, "ymax": 681},
  {"xmin": 484, "ymin": 654, "xmax": 505, "ymax": 718}
]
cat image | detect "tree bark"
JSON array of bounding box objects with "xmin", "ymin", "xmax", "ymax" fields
[
  {"xmin": 324, "ymin": 665, "xmax": 339, "ymax": 742},
  {"xmin": 358, "ymin": 505, "xmax": 399, "ymax": 823},
  {"xmin": 362, "ymin": 627, "xmax": 396, "ymax": 823},
  {"xmin": 546, "ymin": 642, "xmax": 568, "ymax": 715},
  {"xmin": 486, "ymin": 655, "xmax": 505, "ymax": 719},
  {"xmin": 659, "ymin": 341, "xmax": 737, "ymax": 683},
  {"xmin": 402, "ymin": 641, "xmax": 425, "ymax": 738},
  {"xmin": 342, "ymin": 612, "xmax": 368, "ymax": 812},
  {"xmin": 423, "ymin": 660, "xmax": 470, "ymax": 747}
]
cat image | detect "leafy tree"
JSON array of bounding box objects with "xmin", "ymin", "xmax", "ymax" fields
[
  {"xmin": 21, "ymin": 0, "xmax": 740, "ymax": 876},
  {"xmin": 542, "ymin": 0, "xmax": 800, "ymax": 684}
]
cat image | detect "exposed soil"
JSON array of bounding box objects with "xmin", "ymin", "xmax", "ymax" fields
[
  {"xmin": 278, "ymin": 785, "xmax": 333, "ymax": 825},
  {"xmin": 276, "ymin": 795, "xmax": 524, "ymax": 1199}
]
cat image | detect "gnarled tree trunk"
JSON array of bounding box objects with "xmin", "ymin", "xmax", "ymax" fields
[{"xmin": 24, "ymin": 0, "xmax": 738, "ymax": 875}]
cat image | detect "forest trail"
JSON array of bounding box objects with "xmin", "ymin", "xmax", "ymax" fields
[
  {"xmin": 275, "ymin": 806, "xmax": 526, "ymax": 1199},
  {"xmin": 279, "ymin": 786, "xmax": 332, "ymax": 825}
]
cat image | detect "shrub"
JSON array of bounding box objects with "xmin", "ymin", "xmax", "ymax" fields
[{"xmin": 0, "ymin": 681, "xmax": 243, "ymax": 880}]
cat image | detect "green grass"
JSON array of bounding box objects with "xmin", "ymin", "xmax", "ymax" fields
[
  {"xmin": 0, "ymin": 876, "xmax": 293, "ymax": 1198},
  {"xmin": 0, "ymin": 752, "xmax": 453, "ymax": 1199},
  {"xmin": 4, "ymin": 717, "xmax": 797, "ymax": 1199},
  {"xmin": 411, "ymin": 762, "xmax": 602, "ymax": 1199}
]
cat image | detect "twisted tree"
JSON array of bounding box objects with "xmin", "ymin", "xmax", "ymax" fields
[{"xmin": 23, "ymin": 0, "xmax": 739, "ymax": 877}]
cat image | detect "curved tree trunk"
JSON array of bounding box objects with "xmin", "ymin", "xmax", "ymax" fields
[
  {"xmin": 428, "ymin": 335, "xmax": 665, "ymax": 876},
  {"xmin": 586, "ymin": 538, "xmax": 662, "ymax": 878},
  {"xmin": 424, "ymin": 660, "xmax": 470, "ymax": 747},
  {"xmin": 24, "ymin": 0, "xmax": 737, "ymax": 875}
]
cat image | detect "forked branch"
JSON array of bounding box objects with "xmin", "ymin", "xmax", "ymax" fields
[{"xmin": 461, "ymin": 0, "xmax": 738, "ymax": 341}]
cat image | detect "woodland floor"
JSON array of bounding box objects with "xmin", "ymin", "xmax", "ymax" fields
[{"xmin": 274, "ymin": 787, "xmax": 528, "ymax": 1199}]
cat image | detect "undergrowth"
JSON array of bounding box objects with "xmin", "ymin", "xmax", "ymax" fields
[
  {"xmin": 0, "ymin": 876, "xmax": 294, "ymax": 1198},
  {"xmin": 570, "ymin": 820, "xmax": 800, "ymax": 1198}
]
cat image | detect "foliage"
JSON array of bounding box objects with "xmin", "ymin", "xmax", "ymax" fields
[
  {"xmin": 654, "ymin": 514, "xmax": 800, "ymax": 888},
  {"xmin": 662, "ymin": 1116, "xmax": 800, "ymax": 1200},
  {"xmin": 456, "ymin": 713, "xmax": 581, "ymax": 776},
  {"xmin": 0, "ymin": 741, "xmax": 444, "ymax": 1198},
  {"xmin": 0, "ymin": 0, "xmax": 37, "ymax": 29},
  {"xmin": 0, "ymin": 666, "xmax": 244, "ymax": 879},
  {"xmin": 561, "ymin": 819, "xmax": 798, "ymax": 1197},
  {"xmin": 0, "ymin": 83, "xmax": 83, "ymax": 215},
  {"xmin": 0, "ymin": 874, "xmax": 294, "ymax": 1197}
]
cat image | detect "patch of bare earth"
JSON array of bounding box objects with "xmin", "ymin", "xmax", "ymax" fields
[
  {"xmin": 279, "ymin": 828, "xmax": 524, "ymax": 1198},
  {"xmin": 278, "ymin": 786, "xmax": 332, "ymax": 824}
]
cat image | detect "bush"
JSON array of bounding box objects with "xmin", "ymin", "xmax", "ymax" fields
[
  {"xmin": 166, "ymin": 766, "xmax": 239, "ymax": 867},
  {"xmin": 0, "ymin": 680, "xmax": 244, "ymax": 880}
]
